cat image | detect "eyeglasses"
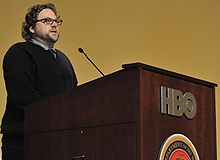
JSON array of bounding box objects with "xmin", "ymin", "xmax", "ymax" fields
[{"xmin": 36, "ymin": 18, "xmax": 63, "ymax": 25}]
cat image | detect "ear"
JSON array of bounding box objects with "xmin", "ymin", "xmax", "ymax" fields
[{"xmin": 29, "ymin": 26, "xmax": 35, "ymax": 34}]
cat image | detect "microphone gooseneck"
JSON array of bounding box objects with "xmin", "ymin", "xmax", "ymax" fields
[{"xmin": 78, "ymin": 48, "xmax": 105, "ymax": 77}]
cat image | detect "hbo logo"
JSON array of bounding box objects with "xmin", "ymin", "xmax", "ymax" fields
[{"xmin": 160, "ymin": 86, "xmax": 197, "ymax": 119}]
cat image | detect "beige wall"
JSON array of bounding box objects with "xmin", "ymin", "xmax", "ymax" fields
[{"xmin": 0, "ymin": 0, "xmax": 219, "ymax": 158}]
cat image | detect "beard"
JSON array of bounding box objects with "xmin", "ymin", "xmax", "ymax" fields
[
  {"xmin": 33, "ymin": 29, "xmax": 59, "ymax": 47},
  {"xmin": 38, "ymin": 32, "xmax": 59, "ymax": 43}
]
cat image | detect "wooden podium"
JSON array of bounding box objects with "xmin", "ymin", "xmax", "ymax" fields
[{"xmin": 25, "ymin": 63, "xmax": 217, "ymax": 160}]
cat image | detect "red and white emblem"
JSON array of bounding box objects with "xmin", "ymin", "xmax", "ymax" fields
[{"xmin": 158, "ymin": 134, "xmax": 200, "ymax": 160}]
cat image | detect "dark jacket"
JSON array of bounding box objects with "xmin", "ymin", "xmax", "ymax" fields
[{"xmin": 1, "ymin": 41, "xmax": 77, "ymax": 133}]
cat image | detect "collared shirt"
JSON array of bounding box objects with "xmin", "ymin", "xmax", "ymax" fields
[{"xmin": 30, "ymin": 38, "xmax": 57, "ymax": 58}]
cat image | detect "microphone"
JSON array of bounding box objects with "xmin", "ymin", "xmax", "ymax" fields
[{"xmin": 78, "ymin": 48, "xmax": 105, "ymax": 77}]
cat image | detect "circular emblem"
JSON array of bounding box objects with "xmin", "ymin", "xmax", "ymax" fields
[{"xmin": 158, "ymin": 134, "xmax": 200, "ymax": 160}]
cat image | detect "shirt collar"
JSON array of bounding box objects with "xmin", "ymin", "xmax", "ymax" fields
[{"xmin": 30, "ymin": 37, "xmax": 55, "ymax": 51}]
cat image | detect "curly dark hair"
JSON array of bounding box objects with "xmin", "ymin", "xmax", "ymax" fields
[{"xmin": 21, "ymin": 3, "xmax": 58, "ymax": 41}]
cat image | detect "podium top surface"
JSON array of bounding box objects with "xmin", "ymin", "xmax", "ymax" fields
[{"xmin": 122, "ymin": 62, "xmax": 217, "ymax": 88}]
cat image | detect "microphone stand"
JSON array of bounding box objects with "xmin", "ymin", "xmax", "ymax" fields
[{"xmin": 78, "ymin": 48, "xmax": 105, "ymax": 77}]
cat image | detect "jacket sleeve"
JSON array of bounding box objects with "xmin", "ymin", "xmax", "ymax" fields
[{"xmin": 3, "ymin": 44, "xmax": 41, "ymax": 107}]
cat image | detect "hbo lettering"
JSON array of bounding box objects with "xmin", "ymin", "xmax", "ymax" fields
[{"xmin": 160, "ymin": 86, "xmax": 197, "ymax": 119}]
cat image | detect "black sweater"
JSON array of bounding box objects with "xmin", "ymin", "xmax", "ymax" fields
[{"xmin": 1, "ymin": 41, "xmax": 77, "ymax": 133}]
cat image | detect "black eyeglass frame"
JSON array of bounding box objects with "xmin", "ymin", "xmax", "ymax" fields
[{"xmin": 36, "ymin": 18, "xmax": 63, "ymax": 25}]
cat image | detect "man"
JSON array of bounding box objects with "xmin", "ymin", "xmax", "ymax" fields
[{"xmin": 1, "ymin": 3, "xmax": 78, "ymax": 160}]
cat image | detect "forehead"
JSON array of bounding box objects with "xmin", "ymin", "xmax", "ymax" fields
[{"xmin": 37, "ymin": 8, "xmax": 57, "ymax": 19}]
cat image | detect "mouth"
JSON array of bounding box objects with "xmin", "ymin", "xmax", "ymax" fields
[
  {"xmin": 50, "ymin": 31, "xmax": 58, "ymax": 37},
  {"xmin": 50, "ymin": 30, "xmax": 58, "ymax": 33}
]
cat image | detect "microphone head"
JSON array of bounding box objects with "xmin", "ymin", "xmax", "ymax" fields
[{"xmin": 78, "ymin": 48, "xmax": 84, "ymax": 54}]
